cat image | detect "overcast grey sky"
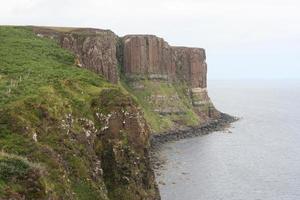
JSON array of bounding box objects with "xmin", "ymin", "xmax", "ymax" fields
[{"xmin": 1, "ymin": 0, "xmax": 299, "ymax": 79}]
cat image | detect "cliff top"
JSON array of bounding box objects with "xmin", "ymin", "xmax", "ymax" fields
[{"xmin": 31, "ymin": 26, "xmax": 115, "ymax": 35}]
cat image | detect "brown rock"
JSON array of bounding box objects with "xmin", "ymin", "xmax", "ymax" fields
[
  {"xmin": 33, "ymin": 28, "xmax": 119, "ymax": 83},
  {"xmin": 61, "ymin": 29, "xmax": 119, "ymax": 83},
  {"xmin": 121, "ymin": 34, "xmax": 219, "ymax": 122},
  {"xmin": 92, "ymin": 89, "xmax": 161, "ymax": 200},
  {"xmin": 34, "ymin": 28, "xmax": 208, "ymax": 89},
  {"xmin": 122, "ymin": 35, "xmax": 207, "ymax": 88},
  {"xmin": 172, "ymin": 47, "xmax": 207, "ymax": 88},
  {"xmin": 122, "ymin": 35, "xmax": 174, "ymax": 80}
]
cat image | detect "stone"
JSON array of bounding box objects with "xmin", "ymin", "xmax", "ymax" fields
[
  {"xmin": 172, "ymin": 47, "xmax": 207, "ymax": 88},
  {"xmin": 33, "ymin": 28, "xmax": 119, "ymax": 83},
  {"xmin": 122, "ymin": 35, "xmax": 207, "ymax": 88},
  {"xmin": 122, "ymin": 35, "xmax": 174, "ymax": 80}
]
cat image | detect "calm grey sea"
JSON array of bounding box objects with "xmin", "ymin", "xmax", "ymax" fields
[{"xmin": 156, "ymin": 80, "xmax": 300, "ymax": 200}]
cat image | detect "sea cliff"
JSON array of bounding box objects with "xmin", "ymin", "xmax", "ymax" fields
[
  {"xmin": 33, "ymin": 27, "xmax": 221, "ymax": 133},
  {"xmin": 0, "ymin": 26, "xmax": 233, "ymax": 200}
]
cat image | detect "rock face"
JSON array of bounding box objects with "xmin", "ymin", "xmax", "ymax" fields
[
  {"xmin": 172, "ymin": 47, "xmax": 207, "ymax": 88},
  {"xmin": 34, "ymin": 28, "xmax": 208, "ymax": 89},
  {"xmin": 92, "ymin": 89, "xmax": 160, "ymax": 200},
  {"xmin": 34, "ymin": 27, "xmax": 220, "ymax": 132},
  {"xmin": 61, "ymin": 29, "xmax": 119, "ymax": 83},
  {"xmin": 34, "ymin": 28, "xmax": 119, "ymax": 83},
  {"xmin": 122, "ymin": 35, "xmax": 219, "ymax": 126},
  {"xmin": 122, "ymin": 35, "xmax": 174, "ymax": 80},
  {"xmin": 122, "ymin": 35, "xmax": 207, "ymax": 88}
]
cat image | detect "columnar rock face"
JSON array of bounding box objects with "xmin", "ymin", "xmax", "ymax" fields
[
  {"xmin": 122, "ymin": 35, "xmax": 207, "ymax": 88},
  {"xmin": 122, "ymin": 35, "xmax": 174, "ymax": 80},
  {"xmin": 172, "ymin": 47, "xmax": 207, "ymax": 88},
  {"xmin": 34, "ymin": 28, "xmax": 119, "ymax": 83}
]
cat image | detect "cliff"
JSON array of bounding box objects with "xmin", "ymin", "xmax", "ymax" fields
[
  {"xmin": 0, "ymin": 26, "xmax": 226, "ymax": 199},
  {"xmin": 33, "ymin": 27, "xmax": 221, "ymax": 133},
  {"xmin": 122, "ymin": 35, "xmax": 207, "ymax": 88},
  {"xmin": 121, "ymin": 35, "xmax": 220, "ymax": 132},
  {"xmin": 0, "ymin": 27, "xmax": 159, "ymax": 200}
]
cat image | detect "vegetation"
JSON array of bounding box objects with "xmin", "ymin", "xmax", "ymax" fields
[
  {"xmin": 120, "ymin": 78, "xmax": 200, "ymax": 133},
  {"xmin": 0, "ymin": 26, "xmax": 115, "ymax": 199},
  {"xmin": 0, "ymin": 25, "xmax": 204, "ymax": 199}
]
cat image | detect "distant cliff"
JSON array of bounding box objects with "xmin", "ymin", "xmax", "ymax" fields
[{"xmin": 33, "ymin": 27, "xmax": 221, "ymax": 133}]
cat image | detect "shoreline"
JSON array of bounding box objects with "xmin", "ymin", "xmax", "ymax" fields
[{"xmin": 150, "ymin": 113, "xmax": 238, "ymax": 170}]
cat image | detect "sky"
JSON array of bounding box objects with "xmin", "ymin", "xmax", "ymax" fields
[{"xmin": 1, "ymin": 0, "xmax": 299, "ymax": 79}]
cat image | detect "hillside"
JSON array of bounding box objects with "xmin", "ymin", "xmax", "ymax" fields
[
  {"xmin": 0, "ymin": 26, "xmax": 159, "ymax": 200},
  {"xmin": 0, "ymin": 25, "xmax": 231, "ymax": 200}
]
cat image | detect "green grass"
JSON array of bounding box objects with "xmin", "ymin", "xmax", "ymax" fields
[
  {"xmin": 120, "ymin": 78, "xmax": 200, "ymax": 133},
  {"xmin": 0, "ymin": 152, "xmax": 45, "ymax": 198},
  {"xmin": 0, "ymin": 154, "xmax": 30, "ymax": 181},
  {"xmin": 0, "ymin": 26, "xmax": 114, "ymax": 199},
  {"xmin": 0, "ymin": 26, "xmax": 111, "ymax": 108}
]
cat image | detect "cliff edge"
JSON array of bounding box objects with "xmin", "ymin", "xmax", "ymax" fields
[{"xmin": 33, "ymin": 27, "xmax": 222, "ymax": 133}]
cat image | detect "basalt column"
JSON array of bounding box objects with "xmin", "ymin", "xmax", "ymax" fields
[{"xmin": 122, "ymin": 35, "xmax": 174, "ymax": 80}]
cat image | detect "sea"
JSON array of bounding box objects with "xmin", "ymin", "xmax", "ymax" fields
[{"xmin": 155, "ymin": 80, "xmax": 300, "ymax": 200}]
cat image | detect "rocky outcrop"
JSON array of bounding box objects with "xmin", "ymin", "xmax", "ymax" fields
[
  {"xmin": 34, "ymin": 28, "xmax": 207, "ymax": 89},
  {"xmin": 33, "ymin": 27, "xmax": 220, "ymax": 132},
  {"xmin": 172, "ymin": 47, "xmax": 207, "ymax": 88},
  {"xmin": 1, "ymin": 87, "xmax": 160, "ymax": 200},
  {"xmin": 122, "ymin": 35, "xmax": 174, "ymax": 80},
  {"xmin": 122, "ymin": 35, "xmax": 219, "ymax": 127},
  {"xmin": 33, "ymin": 28, "xmax": 119, "ymax": 83},
  {"xmin": 121, "ymin": 35, "xmax": 207, "ymax": 88},
  {"xmin": 61, "ymin": 29, "xmax": 119, "ymax": 83},
  {"xmin": 92, "ymin": 89, "xmax": 160, "ymax": 200}
]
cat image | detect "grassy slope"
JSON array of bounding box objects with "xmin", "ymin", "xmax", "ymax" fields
[
  {"xmin": 0, "ymin": 26, "xmax": 117, "ymax": 199},
  {"xmin": 120, "ymin": 78, "xmax": 200, "ymax": 133}
]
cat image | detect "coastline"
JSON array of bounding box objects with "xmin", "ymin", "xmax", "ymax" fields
[{"xmin": 150, "ymin": 113, "xmax": 238, "ymax": 170}]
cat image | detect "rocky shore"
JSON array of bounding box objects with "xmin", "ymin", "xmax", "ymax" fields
[{"xmin": 150, "ymin": 113, "xmax": 238, "ymax": 170}]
